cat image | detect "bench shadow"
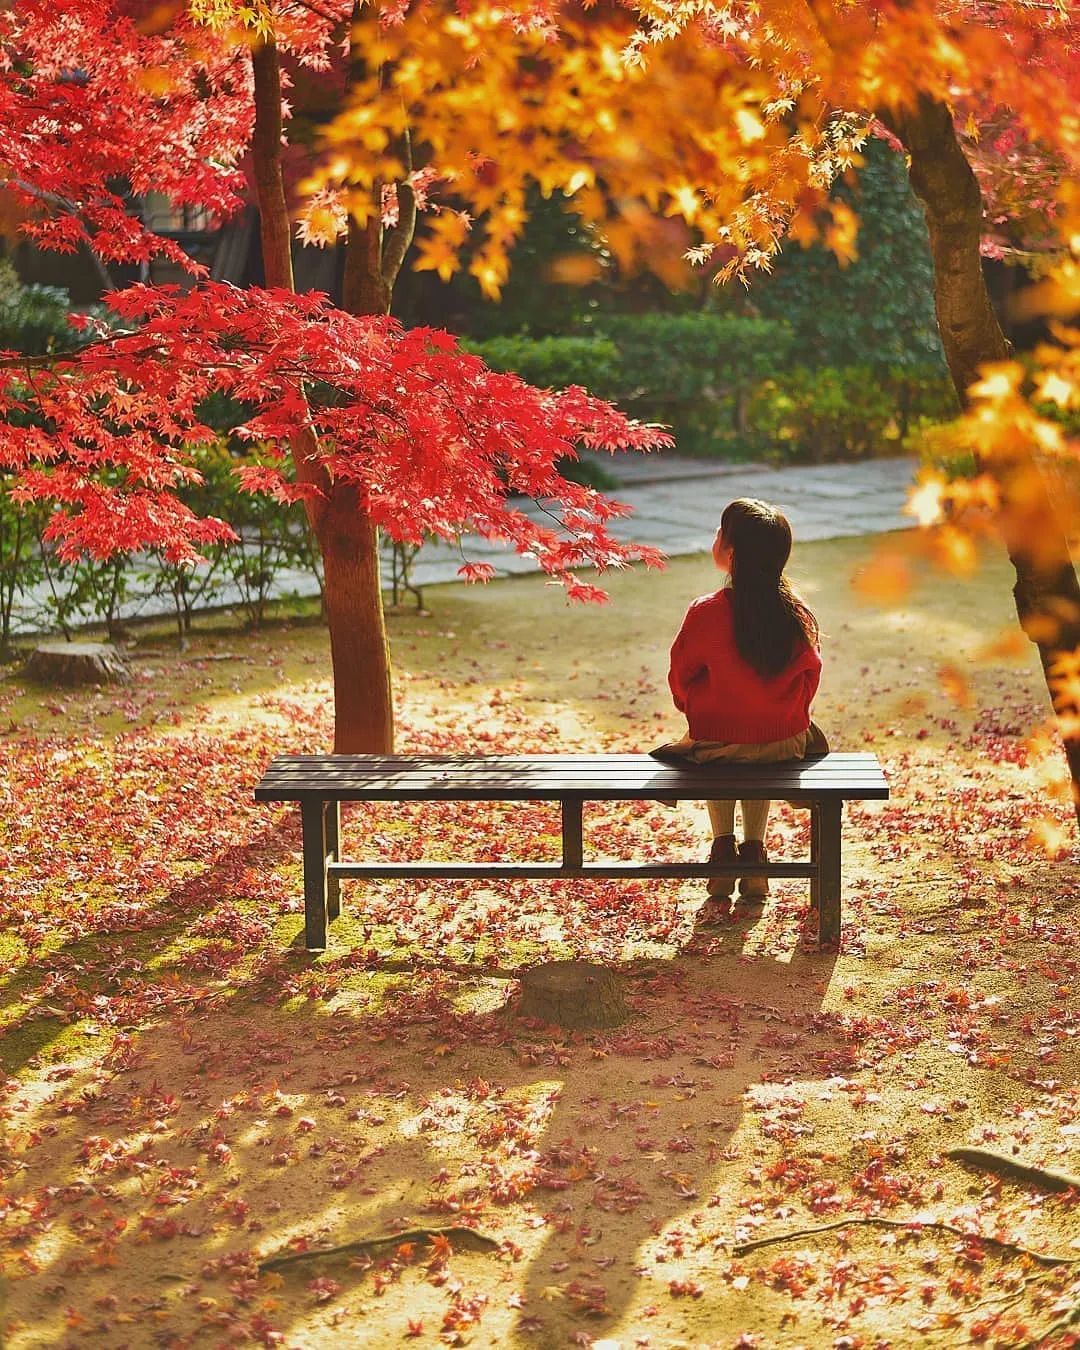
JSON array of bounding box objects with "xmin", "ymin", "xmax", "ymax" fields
[
  {"xmin": 508, "ymin": 928, "xmax": 837, "ymax": 1342},
  {"xmin": 0, "ymin": 904, "xmax": 840, "ymax": 1346}
]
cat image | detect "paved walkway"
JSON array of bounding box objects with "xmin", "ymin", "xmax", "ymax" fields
[
  {"xmin": 11, "ymin": 455, "xmax": 918, "ymax": 633},
  {"xmin": 407, "ymin": 453, "xmax": 917, "ymax": 588}
]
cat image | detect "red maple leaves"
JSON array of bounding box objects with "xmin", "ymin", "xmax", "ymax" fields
[
  {"xmin": 0, "ymin": 283, "xmax": 669, "ymax": 590},
  {"xmin": 0, "ymin": 0, "xmax": 250, "ymax": 272}
]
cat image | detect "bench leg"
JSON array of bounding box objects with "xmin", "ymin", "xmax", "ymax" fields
[
  {"xmin": 817, "ymin": 800, "xmax": 843, "ymax": 948},
  {"xmin": 562, "ymin": 797, "xmax": 583, "ymax": 869},
  {"xmin": 301, "ymin": 800, "xmax": 329, "ymax": 952},
  {"xmin": 809, "ymin": 803, "xmax": 821, "ymax": 912},
  {"xmin": 324, "ymin": 801, "xmax": 341, "ymax": 921}
]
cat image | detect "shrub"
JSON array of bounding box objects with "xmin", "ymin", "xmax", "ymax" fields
[
  {"xmin": 462, "ymin": 334, "xmax": 621, "ymax": 395},
  {"xmin": 469, "ymin": 314, "xmax": 796, "ymax": 458},
  {"xmin": 0, "ymin": 477, "xmax": 47, "ymax": 653},
  {"xmin": 747, "ymin": 364, "xmax": 957, "ymax": 461},
  {"xmin": 0, "ymin": 259, "xmax": 98, "ymax": 355},
  {"xmin": 167, "ymin": 440, "xmax": 319, "ymax": 631}
]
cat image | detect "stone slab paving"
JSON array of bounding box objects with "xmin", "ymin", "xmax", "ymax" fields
[
  {"xmin": 10, "ymin": 454, "xmax": 919, "ymax": 632},
  {"xmin": 408, "ymin": 454, "xmax": 918, "ymax": 586}
]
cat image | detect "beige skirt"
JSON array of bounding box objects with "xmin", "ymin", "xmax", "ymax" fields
[{"xmin": 650, "ymin": 721, "xmax": 829, "ymax": 766}]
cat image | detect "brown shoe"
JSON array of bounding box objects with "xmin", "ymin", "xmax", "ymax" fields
[
  {"xmin": 706, "ymin": 834, "xmax": 737, "ymax": 899},
  {"xmin": 738, "ymin": 839, "xmax": 770, "ymax": 900}
]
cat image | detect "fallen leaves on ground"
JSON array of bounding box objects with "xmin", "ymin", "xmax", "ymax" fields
[{"xmin": 1, "ymin": 570, "xmax": 1079, "ymax": 1348}]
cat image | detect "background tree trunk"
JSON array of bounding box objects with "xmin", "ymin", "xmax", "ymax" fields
[
  {"xmin": 884, "ymin": 94, "xmax": 1080, "ymax": 821},
  {"xmin": 251, "ymin": 35, "xmax": 393, "ymax": 753}
]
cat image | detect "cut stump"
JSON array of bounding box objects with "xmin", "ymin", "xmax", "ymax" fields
[
  {"xmin": 25, "ymin": 641, "xmax": 131, "ymax": 686},
  {"xmin": 515, "ymin": 959, "xmax": 628, "ymax": 1029}
]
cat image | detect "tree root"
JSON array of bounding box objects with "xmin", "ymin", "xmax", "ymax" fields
[
  {"xmin": 946, "ymin": 1147, "xmax": 1080, "ymax": 1193},
  {"xmin": 1023, "ymin": 1298, "xmax": 1080, "ymax": 1350},
  {"xmin": 731, "ymin": 1216, "xmax": 1079, "ymax": 1266},
  {"xmin": 258, "ymin": 1225, "xmax": 499, "ymax": 1273}
]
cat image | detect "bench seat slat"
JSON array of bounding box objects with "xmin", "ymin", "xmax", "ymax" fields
[
  {"xmin": 257, "ymin": 771, "xmax": 887, "ymax": 783},
  {"xmin": 259, "ymin": 790, "xmax": 887, "ymax": 804},
  {"xmin": 259, "ymin": 754, "xmax": 880, "ymax": 769},
  {"xmin": 259, "ymin": 754, "xmax": 881, "ymax": 767},
  {"xmin": 255, "ymin": 753, "xmax": 888, "ymax": 803}
]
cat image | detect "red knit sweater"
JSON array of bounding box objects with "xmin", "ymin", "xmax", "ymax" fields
[{"xmin": 668, "ymin": 588, "xmax": 821, "ymax": 743}]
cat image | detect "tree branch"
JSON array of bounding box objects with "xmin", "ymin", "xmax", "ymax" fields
[
  {"xmin": 946, "ymin": 1147, "xmax": 1080, "ymax": 1194},
  {"xmin": 258, "ymin": 1225, "xmax": 499, "ymax": 1272},
  {"xmin": 381, "ymin": 180, "xmax": 416, "ymax": 291},
  {"xmin": 731, "ymin": 1216, "xmax": 1080, "ymax": 1266},
  {"xmin": 10, "ymin": 178, "xmax": 115, "ymax": 293},
  {"xmin": 381, "ymin": 127, "xmax": 417, "ymax": 290}
]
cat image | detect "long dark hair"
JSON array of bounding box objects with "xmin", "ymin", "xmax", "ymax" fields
[{"xmin": 721, "ymin": 498, "xmax": 819, "ymax": 678}]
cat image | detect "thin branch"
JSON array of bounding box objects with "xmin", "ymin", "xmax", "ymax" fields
[
  {"xmin": 381, "ymin": 179, "xmax": 416, "ymax": 289},
  {"xmin": 10, "ymin": 178, "xmax": 116, "ymax": 292},
  {"xmin": 258, "ymin": 1225, "xmax": 499, "ymax": 1272},
  {"xmin": 946, "ymin": 1147, "xmax": 1080, "ymax": 1193},
  {"xmin": 731, "ymin": 1216, "xmax": 1080, "ymax": 1266},
  {"xmin": 381, "ymin": 126, "xmax": 417, "ymax": 289},
  {"xmin": 286, "ymin": 0, "xmax": 346, "ymax": 24}
]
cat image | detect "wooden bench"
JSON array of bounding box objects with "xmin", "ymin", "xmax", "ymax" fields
[{"xmin": 255, "ymin": 753, "xmax": 889, "ymax": 951}]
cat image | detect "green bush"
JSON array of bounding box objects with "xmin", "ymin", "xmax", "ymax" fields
[
  {"xmin": 469, "ymin": 314, "xmax": 797, "ymax": 458},
  {"xmin": 589, "ymin": 313, "xmax": 794, "ymax": 401},
  {"xmin": 461, "ymin": 335, "xmax": 622, "ymax": 397},
  {"xmin": 162, "ymin": 440, "xmax": 320, "ymax": 632},
  {"xmin": 0, "ymin": 477, "xmax": 47, "ymax": 653},
  {"xmin": 747, "ymin": 364, "xmax": 957, "ymax": 461},
  {"xmin": 0, "ymin": 259, "xmax": 97, "ymax": 355}
]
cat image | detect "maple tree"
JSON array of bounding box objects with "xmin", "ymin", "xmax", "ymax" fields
[
  {"xmin": 1, "ymin": 0, "xmax": 1078, "ymax": 798},
  {"xmin": 0, "ymin": 0, "xmax": 684, "ymax": 752}
]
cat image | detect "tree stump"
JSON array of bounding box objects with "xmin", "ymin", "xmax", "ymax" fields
[
  {"xmin": 25, "ymin": 641, "xmax": 131, "ymax": 686},
  {"xmin": 514, "ymin": 959, "xmax": 628, "ymax": 1029}
]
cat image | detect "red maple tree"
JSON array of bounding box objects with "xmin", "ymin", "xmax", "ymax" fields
[
  {"xmin": 0, "ymin": 0, "xmax": 668, "ymax": 751},
  {"xmin": 2, "ymin": 0, "xmax": 1077, "ymax": 805}
]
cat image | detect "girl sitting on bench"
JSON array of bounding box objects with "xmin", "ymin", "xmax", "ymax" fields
[{"xmin": 656, "ymin": 497, "xmax": 824, "ymax": 923}]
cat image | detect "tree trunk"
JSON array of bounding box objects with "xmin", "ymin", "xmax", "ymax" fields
[
  {"xmin": 318, "ymin": 483, "xmax": 394, "ymax": 753},
  {"xmin": 345, "ymin": 216, "xmax": 392, "ymax": 316},
  {"xmin": 251, "ymin": 39, "xmax": 295, "ymax": 294},
  {"xmin": 884, "ymin": 95, "xmax": 1080, "ymax": 822},
  {"xmin": 251, "ymin": 34, "xmax": 393, "ymax": 753}
]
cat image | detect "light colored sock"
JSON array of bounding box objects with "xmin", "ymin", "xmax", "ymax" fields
[
  {"xmin": 740, "ymin": 798, "xmax": 770, "ymax": 842},
  {"xmin": 707, "ymin": 800, "xmax": 736, "ymax": 836}
]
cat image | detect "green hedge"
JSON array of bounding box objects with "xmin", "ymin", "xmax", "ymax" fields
[
  {"xmin": 749, "ymin": 365, "xmax": 958, "ymax": 461},
  {"xmin": 462, "ymin": 334, "xmax": 622, "ymax": 396},
  {"xmin": 468, "ymin": 315, "xmax": 956, "ymax": 461}
]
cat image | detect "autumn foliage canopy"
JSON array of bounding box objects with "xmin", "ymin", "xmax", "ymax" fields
[
  {"xmin": 0, "ymin": 0, "xmax": 1078, "ymax": 770},
  {"xmin": 1, "ymin": 0, "xmax": 1076, "ymax": 577},
  {"xmin": 0, "ymin": 0, "xmax": 676, "ymax": 596},
  {"xmin": 0, "ymin": 283, "xmax": 666, "ymax": 594}
]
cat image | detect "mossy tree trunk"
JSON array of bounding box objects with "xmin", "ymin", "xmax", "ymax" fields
[{"xmin": 883, "ymin": 94, "xmax": 1080, "ymax": 822}]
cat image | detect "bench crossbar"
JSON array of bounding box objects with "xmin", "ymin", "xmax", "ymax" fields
[{"xmin": 328, "ymin": 861, "xmax": 819, "ymax": 880}]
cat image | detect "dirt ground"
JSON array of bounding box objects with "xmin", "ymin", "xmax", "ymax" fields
[{"xmin": 2, "ymin": 530, "xmax": 1079, "ymax": 1349}]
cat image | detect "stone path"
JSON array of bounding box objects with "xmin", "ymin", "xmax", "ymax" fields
[
  {"xmin": 407, "ymin": 453, "xmax": 918, "ymax": 588},
  {"xmin": 11, "ymin": 454, "xmax": 918, "ymax": 633}
]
